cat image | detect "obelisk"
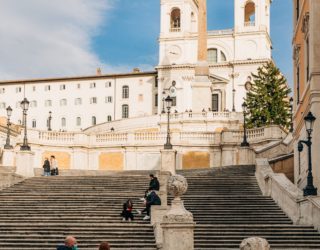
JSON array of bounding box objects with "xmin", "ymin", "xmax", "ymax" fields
[{"xmin": 192, "ymin": 0, "xmax": 211, "ymax": 112}]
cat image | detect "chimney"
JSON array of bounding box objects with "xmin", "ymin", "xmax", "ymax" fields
[
  {"xmin": 96, "ymin": 68, "xmax": 102, "ymax": 76},
  {"xmin": 133, "ymin": 68, "xmax": 140, "ymax": 73}
]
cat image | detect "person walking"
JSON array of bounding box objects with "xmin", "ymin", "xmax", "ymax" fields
[
  {"xmin": 42, "ymin": 157, "xmax": 51, "ymax": 176},
  {"xmin": 56, "ymin": 236, "xmax": 78, "ymax": 250},
  {"xmin": 98, "ymin": 241, "xmax": 110, "ymax": 250},
  {"xmin": 121, "ymin": 199, "xmax": 134, "ymax": 222}
]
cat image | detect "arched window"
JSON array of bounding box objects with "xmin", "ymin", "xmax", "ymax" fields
[
  {"xmin": 221, "ymin": 51, "xmax": 227, "ymax": 62},
  {"xmin": 208, "ymin": 49, "xmax": 218, "ymax": 64},
  {"xmin": 170, "ymin": 8, "xmax": 181, "ymax": 31},
  {"xmin": 76, "ymin": 117, "xmax": 81, "ymax": 126},
  {"xmin": 92, "ymin": 116, "xmax": 97, "ymax": 126},
  {"xmin": 61, "ymin": 118, "xmax": 66, "ymax": 127},
  {"xmin": 122, "ymin": 104, "xmax": 129, "ymax": 118},
  {"xmin": 244, "ymin": 1, "xmax": 256, "ymax": 26},
  {"xmin": 32, "ymin": 119, "xmax": 36, "ymax": 128},
  {"xmin": 122, "ymin": 86, "xmax": 129, "ymax": 99}
]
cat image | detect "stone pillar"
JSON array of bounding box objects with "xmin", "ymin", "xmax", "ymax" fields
[
  {"xmin": 240, "ymin": 237, "xmax": 270, "ymax": 250},
  {"xmin": 16, "ymin": 151, "xmax": 35, "ymax": 177},
  {"xmin": 161, "ymin": 175, "xmax": 195, "ymax": 250},
  {"xmin": 161, "ymin": 149, "xmax": 176, "ymax": 175},
  {"xmin": 237, "ymin": 147, "xmax": 255, "ymax": 165},
  {"xmin": 158, "ymin": 171, "xmax": 171, "ymax": 207},
  {"xmin": 2, "ymin": 149, "xmax": 16, "ymax": 168},
  {"xmin": 197, "ymin": 0, "xmax": 208, "ymax": 63}
]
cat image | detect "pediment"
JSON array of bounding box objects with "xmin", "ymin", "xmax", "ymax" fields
[{"xmin": 209, "ymin": 74, "xmax": 229, "ymax": 84}]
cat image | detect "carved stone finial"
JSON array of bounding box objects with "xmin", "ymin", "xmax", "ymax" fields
[
  {"xmin": 167, "ymin": 175, "xmax": 188, "ymax": 199},
  {"xmin": 240, "ymin": 237, "xmax": 270, "ymax": 250}
]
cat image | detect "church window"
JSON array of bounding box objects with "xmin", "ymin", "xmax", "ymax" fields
[
  {"xmin": 92, "ymin": 116, "xmax": 97, "ymax": 126},
  {"xmin": 122, "ymin": 104, "xmax": 129, "ymax": 118},
  {"xmin": 208, "ymin": 49, "xmax": 218, "ymax": 64},
  {"xmin": 61, "ymin": 117, "xmax": 66, "ymax": 127},
  {"xmin": 212, "ymin": 94, "xmax": 219, "ymax": 112},
  {"xmin": 122, "ymin": 86, "xmax": 129, "ymax": 99},
  {"xmin": 32, "ymin": 119, "xmax": 36, "ymax": 128},
  {"xmin": 244, "ymin": 1, "xmax": 255, "ymax": 26},
  {"xmin": 76, "ymin": 117, "xmax": 81, "ymax": 126},
  {"xmin": 221, "ymin": 51, "xmax": 227, "ymax": 62},
  {"xmin": 170, "ymin": 8, "xmax": 181, "ymax": 31}
]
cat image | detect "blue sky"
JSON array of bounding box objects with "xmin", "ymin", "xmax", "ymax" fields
[{"xmin": 0, "ymin": 0, "xmax": 293, "ymax": 86}]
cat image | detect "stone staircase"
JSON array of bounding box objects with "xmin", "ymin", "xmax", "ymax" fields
[
  {"xmin": 0, "ymin": 175, "xmax": 156, "ymax": 250},
  {"xmin": 178, "ymin": 166, "xmax": 320, "ymax": 249}
]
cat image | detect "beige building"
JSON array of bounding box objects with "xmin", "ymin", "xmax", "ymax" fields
[{"xmin": 292, "ymin": 0, "xmax": 320, "ymax": 190}]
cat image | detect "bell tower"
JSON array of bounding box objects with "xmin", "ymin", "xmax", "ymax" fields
[{"xmin": 234, "ymin": 0, "xmax": 272, "ymax": 34}]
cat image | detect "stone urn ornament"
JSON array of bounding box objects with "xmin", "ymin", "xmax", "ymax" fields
[
  {"xmin": 240, "ymin": 237, "xmax": 270, "ymax": 250},
  {"xmin": 163, "ymin": 174, "xmax": 193, "ymax": 223}
]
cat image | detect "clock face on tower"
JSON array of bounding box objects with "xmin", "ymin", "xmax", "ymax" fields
[{"xmin": 166, "ymin": 45, "xmax": 182, "ymax": 60}]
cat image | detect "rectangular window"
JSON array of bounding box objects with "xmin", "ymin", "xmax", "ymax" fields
[
  {"xmin": 0, "ymin": 88, "xmax": 5, "ymax": 94},
  {"xmin": 60, "ymin": 84, "xmax": 66, "ymax": 90},
  {"xmin": 90, "ymin": 97, "xmax": 97, "ymax": 104},
  {"xmin": 138, "ymin": 94, "xmax": 144, "ymax": 102},
  {"xmin": 155, "ymin": 94, "xmax": 158, "ymax": 107},
  {"xmin": 16, "ymin": 87, "xmax": 22, "ymax": 93},
  {"xmin": 171, "ymin": 96, "xmax": 177, "ymax": 107},
  {"xmin": 45, "ymin": 100, "xmax": 52, "ymax": 107},
  {"xmin": 32, "ymin": 86, "xmax": 36, "ymax": 91},
  {"xmin": 75, "ymin": 98, "xmax": 82, "ymax": 105},
  {"xmin": 0, "ymin": 102, "xmax": 6, "ymax": 109},
  {"xmin": 77, "ymin": 84, "xmax": 81, "ymax": 89},
  {"xmin": 105, "ymin": 96, "xmax": 113, "ymax": 103},
  {"xmin": 122, "ymin": 105, "xmax": 129, "ymax": 118},
  {"xmin": 122, "ymin": 86, "xmax": 129, "ymax": 99},
  {"xmin": 107, "ymin": 115, "xmax": 112, "ymax": 122},
  {"xmin": 208, "ymin": 49, "xmax": 218, "ymax": 64},
  {"xmin": 212, "ymin": 94, "xmax": 219, "ymax": 112},
  {"xmin": 45, "ymin": 85, "xmax": 51, "ymax": 91},
  {"xmin": 296, "ymin": 0, "xmax": 300, "ymax": 21},
  {"xmin": 106, "ymin": 82, "xmax": 112, "ymax": 87},
  {"xmin": 60, "ymin": 99, "xmax": 67, "ymax": 106},
  {"xmin": 155, "ymin": 78, "xmax": 158, "ymax": 88},
  {"xmin": 90, "ymin": 82, "xmax": 96, "ymax": 88}
]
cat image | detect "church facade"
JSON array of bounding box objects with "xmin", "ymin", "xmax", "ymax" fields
[{"xmin": 0, "ymin": 0, "xmax": 272, "ymax": 132}]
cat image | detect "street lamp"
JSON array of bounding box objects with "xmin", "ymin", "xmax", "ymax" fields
[
  {"xmin": 164, "ymin": 95, "xmax": 173, "ymax": 149},
  {"xmin": 47, "ymin": 111, "xmax": 52, "ymax": 131},
  {"xmin": 241, "ymin": 102, "xmax": 249, "ymax": 147},
  {"xmin": 298, "ymin": 111, "xmax": 317, "ymax": 196},
  {"xmin": 20, "ymin": 97, "xmax": 31, "ymax": 151},
  {"xmin": 289, "ymin": 97, "xmax": 294, "ymax": 132},
  {"xmin": 4, "ymin": 106, "xmax": 13, "ymax": 149},
  {"xmin": 232, "ymin": 89, "xmax": 236, "ymax": 112}
]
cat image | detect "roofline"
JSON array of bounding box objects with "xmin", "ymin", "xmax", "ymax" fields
[{"xmin": 0, "ymin": 71, "xmax": 158, "ymax": 85}]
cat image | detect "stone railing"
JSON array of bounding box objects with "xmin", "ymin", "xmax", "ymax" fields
[
  {"xmin": 244, "ymin": 21, "xmax": 255, "ymax": 27},
  {"xmin": 256, "ymin": 158, "xmax": 320, "ymax": 231},
  {"xmin": 19, "ymin": 125, "xmax": 285, "ymax": 148}
]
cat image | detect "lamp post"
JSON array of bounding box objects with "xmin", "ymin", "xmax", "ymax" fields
[
  {"xmin": 241, "ymin": 102, "xmax": 249, "ymax": 147},
  {"xmin": 20, "ymin": 97, "xmax": 30, "ymax": 151},
  {"xmin": 164, "ymin": 95, "xmax": 173, "ymax": 149},
  {"xmin": 232, "ymin": 89, "xmax": 236, "ymax": 112},
  {"xmin": 289, "ymin": 97, "xmax": 294, "ymax": 133},
  {"xmin": 4, "ymin": 106, "xmax": 13, "ymax": 149},
  {"xmin": 298, "ymin": 111, "xmax": 317, "ymax": 196},
  {"xmin": 47, "ymin": 111, "xmax": 52, "ymax": 131}
]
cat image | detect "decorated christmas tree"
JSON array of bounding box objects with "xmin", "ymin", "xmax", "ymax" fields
[{"xmin": 245, "ymin": 62, "xmax": 291, "ymax": 129}]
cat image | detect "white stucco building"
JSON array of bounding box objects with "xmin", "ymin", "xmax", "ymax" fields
[{"xmin": 0, "ymin": 0, "xmax": 272, "ymax": 131}]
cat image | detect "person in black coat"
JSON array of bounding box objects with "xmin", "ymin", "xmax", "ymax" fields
[
  {"xmin": 149, "ymin": 174, "xmax": 160, "ymax": 191},
  {"xmin": 120, "ymin": 199, "xmax": 134, "ymax": 222},
  {"xmin": 137, "ymin": 188, "xmax": 161, "ymax": 220},
  {"xmin": 42, "ymin": 157, "xmax": 51, "ymax": 176}
]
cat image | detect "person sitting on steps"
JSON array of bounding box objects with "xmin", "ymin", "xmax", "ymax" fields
[
  {"xmin": 137, "ymin": 188, "xmax": 161, "ymax": 220},
  {"xmin": 121, "ymin": 199, "xmax": 134, "ymax": 222},
  {"xmin": 141, "ymin": 174, "xmax": 160, "ymax": 201}
]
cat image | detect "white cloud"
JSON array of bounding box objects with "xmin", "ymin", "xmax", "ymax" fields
[{"xmin": 0, "ymin": 0, "xmax": 117, "ymax": 80}]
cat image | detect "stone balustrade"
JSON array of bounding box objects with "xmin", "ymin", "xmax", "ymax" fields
[
  {"xmin": 21, "ymin": 125, "xmax": 285, "ymax": 148},
  {"xmin": 256, "ymin": 158, "xmax": 320, "ymax": 231}
]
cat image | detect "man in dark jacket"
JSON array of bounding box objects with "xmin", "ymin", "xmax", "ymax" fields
[
  {"xmin": 141, "ymin": 188, "xmax": 161, "ymax": 220},
  {"xmin": 149, "ymin": 174, "xmax": 160, "ymax": 191},
  {"xmin": 56, "ymin": 236, "xmax": 77, "ymax": 250}
]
